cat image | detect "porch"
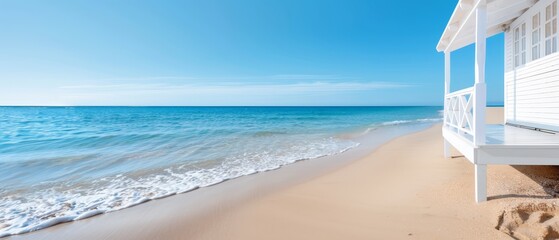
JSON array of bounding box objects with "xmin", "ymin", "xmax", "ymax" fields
[
  {"xmin": 443, "ymin": 115, "xmax": 559, "ymax": 202},
  {"xmin": 436, "ymin": 0, "xmax": 559, "ymax": 203},
  {"xmin": 444, "ymin": 124, "xmax": 559, "ymax": 164}
]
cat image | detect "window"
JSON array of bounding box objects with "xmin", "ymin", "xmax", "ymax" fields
[
  {"xmin": 532, "ymin": 13, "xmax": 541, "ymax": 60},
  {"xmin": 514, "ymin": 23, "xmax": 527, "ymax": 67},
  {"xmin": 522, "ymin": 23, "xmax": 527, "ymax": 65},
  {"xmin": 512, "ymin": 0, "xmax": 559, "ymax": 67},
  {"xmin": 545, "ymin": 0, "xmax": 557, "ymax": 56}
]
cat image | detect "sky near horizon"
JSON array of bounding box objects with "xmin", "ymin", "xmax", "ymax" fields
[{"xmin": 0, "ymin": 0, "xmax": 505, "ymax": 106}]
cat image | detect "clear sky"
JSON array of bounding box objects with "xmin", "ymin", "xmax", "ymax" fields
[{"xmin": 0, "ymin": 0, "xmax": 504, "ymax": 106}]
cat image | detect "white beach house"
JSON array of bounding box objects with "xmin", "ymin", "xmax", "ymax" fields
[{"xmin": 437, "ymin": 0, "xmax": 559, "ymax": 202}]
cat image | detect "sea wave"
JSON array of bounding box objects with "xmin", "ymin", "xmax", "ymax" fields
[
  {"xmin": 379, "ymin": 118, "xmax": 442, "ymax": 126},
  {"xmin": 0, "ymin": 137, "xmax": 358, "ymax": 238},
  {"xmin": 356, "ymin": 118, "xmax": 442, "ymax": 136}
]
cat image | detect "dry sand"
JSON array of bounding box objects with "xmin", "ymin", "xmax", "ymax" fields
[{"xmin": 12, "ymin": 107, "xmax": 559, "ymax": 240}]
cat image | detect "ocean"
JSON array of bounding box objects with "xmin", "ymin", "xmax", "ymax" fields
[{"xmin": 0, "ymin": 106, "xmax": 441, "ymax": 237}]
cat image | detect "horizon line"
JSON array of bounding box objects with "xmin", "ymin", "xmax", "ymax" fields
[
  {"xmin": 0, "ymin": 105, "xmax": 506, "ymax": 108},
  {"xmin": 0, "ymin": 105, "xmax": 444, "ymax": 107}
]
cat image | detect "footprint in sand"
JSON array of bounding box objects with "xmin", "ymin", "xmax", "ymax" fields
[{"xmin": 496, "ymin": 202, "xmax": 559, "ymax": 240}]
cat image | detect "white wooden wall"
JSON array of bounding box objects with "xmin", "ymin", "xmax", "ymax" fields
[{"xmin": 505, "ymin": 0, "xmax": 559, "ymax": 132}]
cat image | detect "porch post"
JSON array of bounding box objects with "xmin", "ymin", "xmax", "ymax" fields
[
  {"xmin": 475, "ymin": 164, "xmax": 487, "ymax": 202},
  {"xmin": 474, "ymin": 0, "xmax": 488, "ymax": 203},
  {"xmin": 443, "ymin": 52, "xmax": 451, "ymax": 158},
  {"xmin": 473, "ymin": 0, "xmax": 487, "ymax": 146}
]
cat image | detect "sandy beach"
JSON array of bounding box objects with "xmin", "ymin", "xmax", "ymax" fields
[{"xmin": 12, "ymin": 107, "xmax": 559, "ymax": 240}]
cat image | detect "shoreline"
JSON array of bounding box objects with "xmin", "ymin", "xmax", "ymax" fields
[
  {"xmin": 12, "ymin": 107, "xmax": 559, "ymax": 239},
  {"xmin": 9, "ymin": 118, "xmax": 435, "ymax": 239}
]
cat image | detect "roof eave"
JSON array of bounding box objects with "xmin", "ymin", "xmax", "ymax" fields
[
  {"xmin": 436, "ymin": 0, "xmax": 474, "ymax": 52},
  {"xmin": 437, "ymin": 0, "xmax": 537, "ymax": 53}
]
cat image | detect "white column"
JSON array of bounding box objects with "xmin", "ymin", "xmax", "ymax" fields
[
  {"xmin": 475, "ymin": 164, "xmax": 487, "ymax": 202},
  {"xmin": 443, "ymin": 52, "xmax": 451, "ymax": 158},
  {"xmin": 474, "ymin": 0, "xmax": 488, "ymax": 203},
  {"xmin": 473, "ymin": 1, "xmax": 487, "ymax": 146}
]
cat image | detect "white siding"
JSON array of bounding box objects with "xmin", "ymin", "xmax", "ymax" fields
[
  {"xmin": 505, "ymin": 53, "xmax": 559, "ymax": 131},
  {"xmin": 504, "ymin": 30, "xmax": 513, "ymax": 123},
  {"xmin": 505, "ymin": 30, "xmax": 514, "ymax": 73},
  {"xmin": 505, "ymin": 0, "xmax": 559, "ymax": 132}
]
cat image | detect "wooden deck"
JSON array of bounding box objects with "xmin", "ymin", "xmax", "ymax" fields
[
  {"xmin": 443, "ymin": 123, "xmax": 559, "ymax": 202},
  {"xmin": 444, "ymin": 124, "xmax": 559, "ymax": 165},
  {"xmin": 484, "ymin": 124, "xmax": 559, "ymax": 146}
]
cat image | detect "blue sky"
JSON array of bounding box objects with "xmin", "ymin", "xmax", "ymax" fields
[{"xmin": 0, "ymin": 0, "xmax": 504, "ymax": 106}]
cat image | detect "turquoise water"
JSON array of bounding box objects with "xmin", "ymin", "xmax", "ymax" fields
[{"xmin": 0, "ymin": 106, "xmax": 441, "ymax": 236}]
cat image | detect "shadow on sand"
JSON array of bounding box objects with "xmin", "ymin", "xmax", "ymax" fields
[{"xmin": 490, "ymin": 165, "xmax": 559, "ymax": 201}]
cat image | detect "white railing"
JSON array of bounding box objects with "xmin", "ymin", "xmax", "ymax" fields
[{"xmin": 445, "ymin": 87, "xmax": 474, "ymax": 136}]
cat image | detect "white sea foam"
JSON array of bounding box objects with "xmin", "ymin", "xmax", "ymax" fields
[
  {"xmin": 74, "ymin": 209, "xmax": 104, "ymax": 220},
  {"xmin": 358, "ymin": 118, "xmax": 442, "ymax": 136},
  {"xmin": 380, "ymin": 118, "xmax": 442, "ymax": 126},
  {"xmin": 0, "ymin": 137, "xmax": 359, "ymax": 238}
]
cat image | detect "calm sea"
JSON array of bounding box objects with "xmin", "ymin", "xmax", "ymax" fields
[{"xmin": 0, "ymin": 106, "xmax": 441, "ymax": 237}]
